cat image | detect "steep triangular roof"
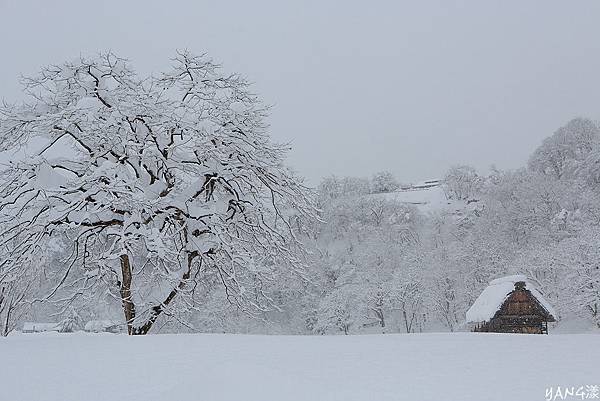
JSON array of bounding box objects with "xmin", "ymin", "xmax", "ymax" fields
[{"xmin": 466, "ymin": 274, "xmax": 557, "ymax": 323}]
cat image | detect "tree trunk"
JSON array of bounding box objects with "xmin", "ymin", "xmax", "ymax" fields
[
  {"xmin": 2, "ymin": 297, "xmax": 13, "ymax": 337},
  {"xmin": 2, "ymin": 306, "xmax": 10, "ymax": 337},
  {"xmin": 119, "ymin": 254, "xmax": 136, "ymax": 335},
  {"xmin": 403, "ymin": 310, "xmax": 410, "ymax": 333},
  {"xmin": 0, "ymin": 287, "xmax": 5, "ymax": 337},
  {"xmin": 119, "ymin": 251, "xmax": 197, "ymax": 335}
]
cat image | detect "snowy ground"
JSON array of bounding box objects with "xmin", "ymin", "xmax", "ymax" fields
[{"xmin": 1, "ymin": 332, "xmax": 597, "ymax": 401}]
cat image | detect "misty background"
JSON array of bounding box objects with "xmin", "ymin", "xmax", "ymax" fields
[{"xmin": 1, "ymin": 0, "xmax": 599, "ymax": 184}]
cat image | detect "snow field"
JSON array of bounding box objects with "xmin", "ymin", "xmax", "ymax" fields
[{"xmin": 1, "ymin": 332, "xmax": 597, "ymax": 401}]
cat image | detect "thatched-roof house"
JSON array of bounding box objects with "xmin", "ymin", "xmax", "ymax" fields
[{"xmin": 466, "ymin": 275, "xmax": 557, "ymax": 334}]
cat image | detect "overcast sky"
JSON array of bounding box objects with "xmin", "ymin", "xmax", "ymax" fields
[{"xmin": 1, "ymin": 0, "xmax": 599, "ymax": 184}]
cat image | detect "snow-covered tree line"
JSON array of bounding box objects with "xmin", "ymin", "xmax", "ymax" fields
[
  {"xmin": 0, "ymin": 53, "xmax": 599, "ymax": 335},
  {"xmin": 304, "ymin": 117, "xmax": 600, "ymax": 334}
]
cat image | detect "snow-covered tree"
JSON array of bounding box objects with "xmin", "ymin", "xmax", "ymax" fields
[
  {"xmin": 442, "ymin": 165, "xmax": 483, "ymax": 201},
  {"xmin": 315, "ymin": 283, "xmax": 359, "ymax": 334},
  {"xmin": 312, "ymin": 183, "xmax": 425, "ymax": 333},
  {"xmin": 317, "ymin": 175, "xmax": 371, "ymax": 204},
  {"xmin": 0, "ymin": 52, "xmax": 315, "ymax": 335},
  {"xmin": 0, "ymin": 274, "xmax": 35, "ymax": 336},
  {"xmin": 528, "ymin": 117, "xmax": 599, "ymax": 180},
  {"xmin": 370, "ymin": 171, "xmax": 399, "ymax": 193},
  {"xmin": 387, "ymin": 259, "xmax": 426, "ymax": 333}
]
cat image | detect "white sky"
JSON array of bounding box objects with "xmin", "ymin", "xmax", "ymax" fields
[{"xmin": 1, "ymin": 0, "xmax": 599, "ymax": 184}]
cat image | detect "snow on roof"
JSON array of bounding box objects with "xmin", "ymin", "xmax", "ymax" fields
[
  {"xmin": 489, "ymin": 274, "xmax": 527, "ymax": 286},
  {"xmin": 466, "ymin": 275, "xmax": 557, "ymax": 323}
]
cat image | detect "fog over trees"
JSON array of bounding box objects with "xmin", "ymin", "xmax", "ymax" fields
[{"xmin": 0, "ymin": 54, "xmax": 599, "ymax": 336}]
